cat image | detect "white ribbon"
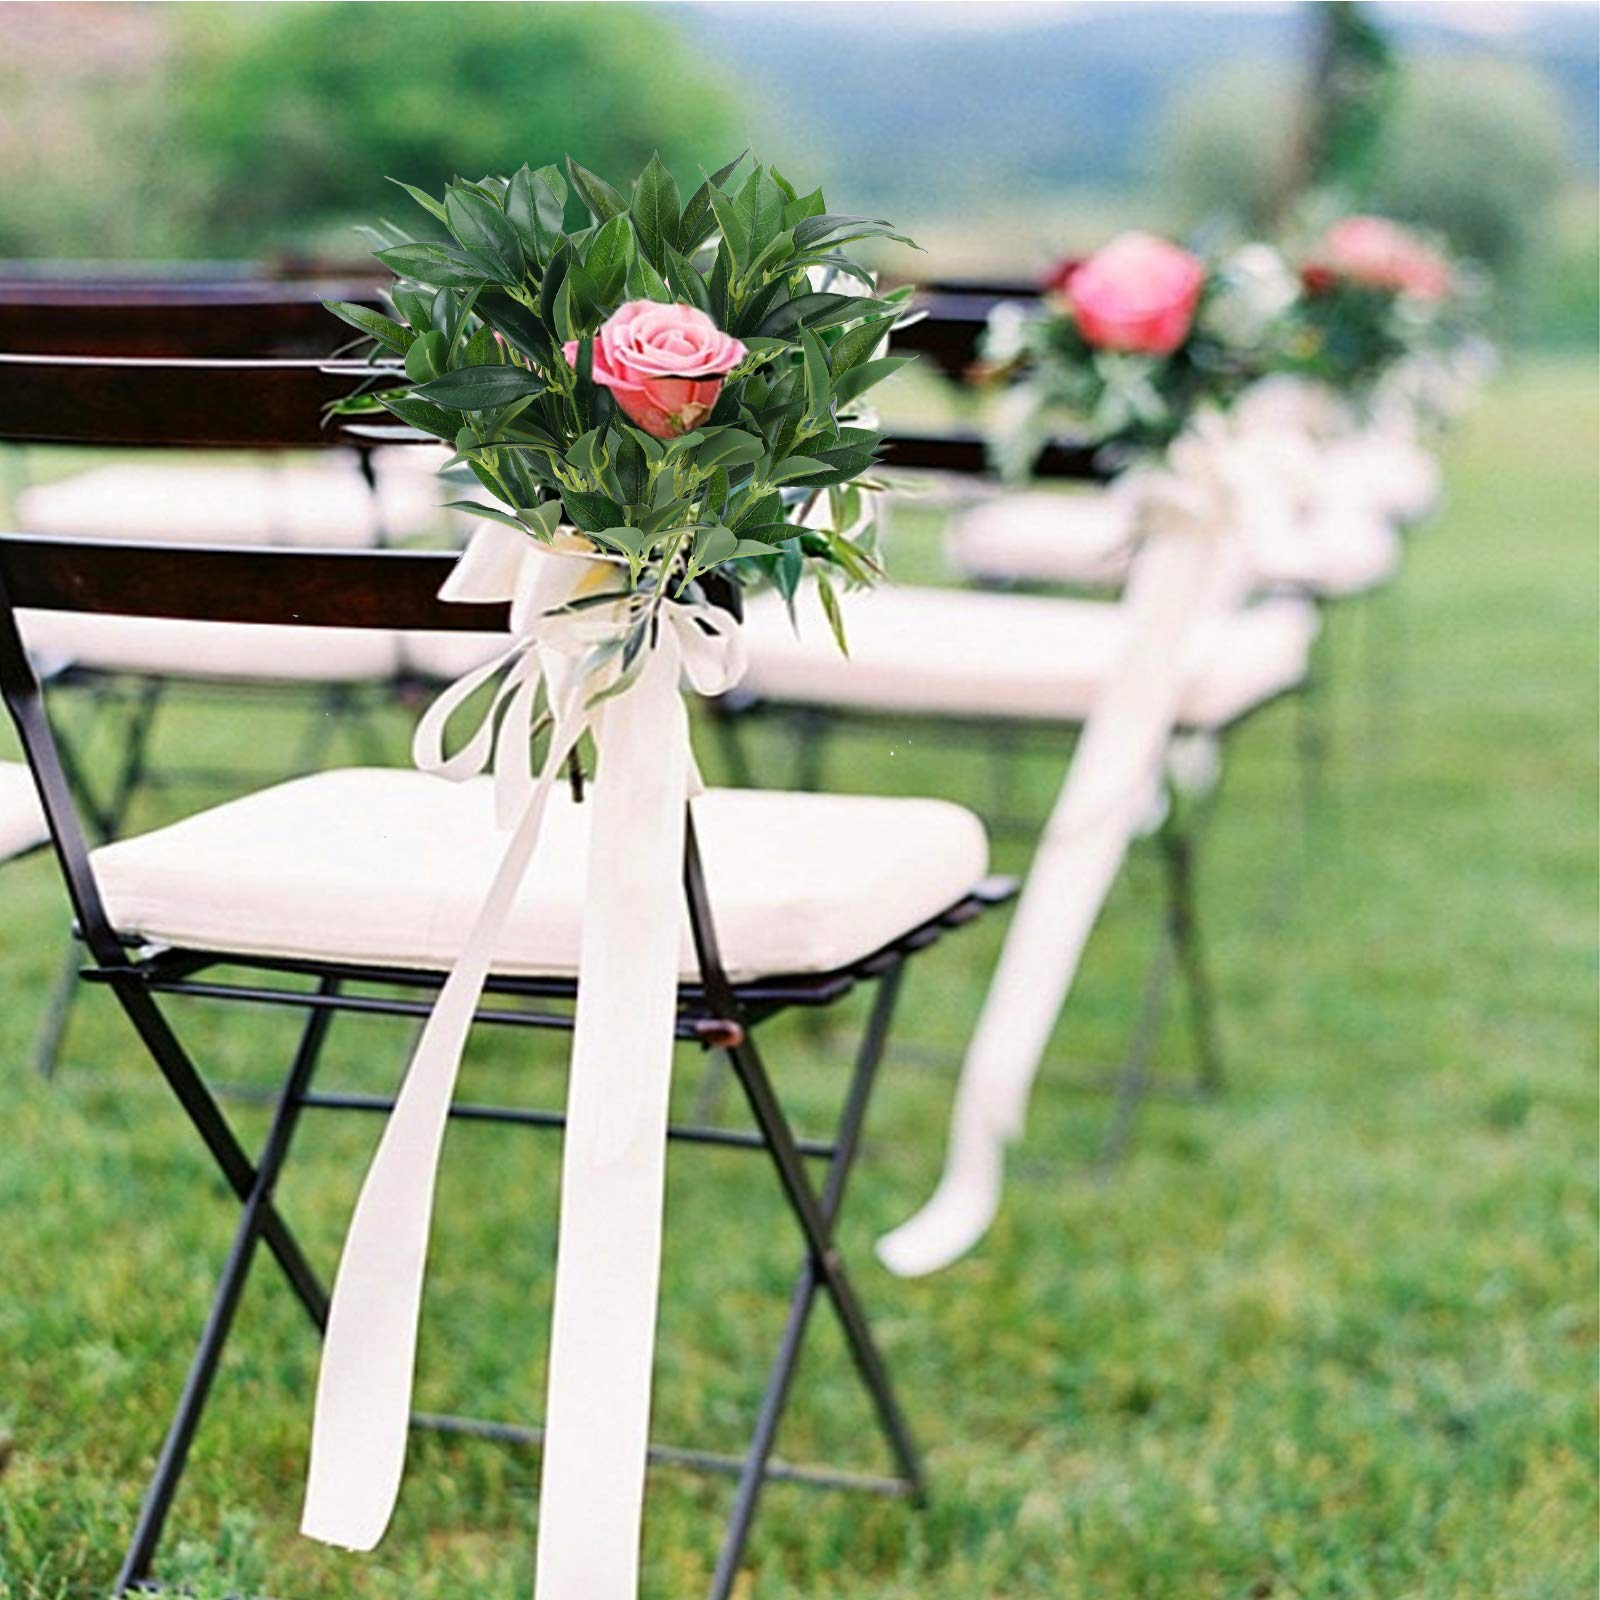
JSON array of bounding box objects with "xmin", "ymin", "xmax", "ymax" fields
[
  {"xmin": 300, "ymin": 524, "xmax": 744, "ymax": 1600},
  {"xmin": 877, "ymin": 419, "xmax": 1267, "ymax": 1277}
]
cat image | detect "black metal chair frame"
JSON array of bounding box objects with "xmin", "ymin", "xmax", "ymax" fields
[{"xmin": 0, "ymin": 529, "xmax": 1012, "ymax": 1598}]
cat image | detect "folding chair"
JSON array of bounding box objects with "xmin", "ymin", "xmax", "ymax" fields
[
  {"xmin": 0, "ymin": 371, "xmax": 1008, "ymax": 1599},
  {"xmin": 713, "ymin": 550, "xmax": 1318, "ymax": 1161}
]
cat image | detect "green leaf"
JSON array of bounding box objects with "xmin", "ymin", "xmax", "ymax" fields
[
  {"xmin": 410, "ymin": 365, "xmax": 548, "ymax": 409},
  {"xmin": 506, "ymin": 164, "xmax": 568, "ymax": 265},
  {"xmin": 725, "ymin": 520, "xmax": 799, "ymax": 545},
  {"xmin": 792, "ymin": 213, "xmax": 919, "ymax": 253},
  {"xmin": 561, "ymin": 487, "xmax": 626, "ymax": 534},
  {"xmin": 765, "ymin": 456, "xmax": 833, "ymax": 485},
  {"xmin": 475, "ymin": 289, "xmax": 554, "ymax": 367},
  {"xmin": 525, "ymin": 499, "xmax": 564, "ymax": 540},
  {"xmin": 374, "ymin": 243, "xmax": 486, "ymax": 289},
  {"xmin": 404, "ymin": 328, "xmax": 448, "ymax": 384},
  {"xmin": 387, "ymin": 178, "xmax": 449, "ymax": 224},
  {"xmin": 665, "ymin": 243, "xmax": 712, "ymax": 315},
  {"xmin": 323, "ymin": 299, "xmax": 414, "ymax": 355},
  {"xmin": 540, "ymin": 239, "xmax": 572, "ymax": 328},
  {"xmin": 390, "ymin": 286, "xmax": 433, "ymax": 332},
  {"xmin": 781, "ymin": 187, "xmax": 826, "ymax": 228},
  {"xmin": 567, "ymin": 156, "xmax": 629, "ymax": 224},
  {"xmin": 677, "ymin": 150, "xmax": 749, "ymax": 253},
  {"xmin": 584, "ymin": 213, "xmax": 635, "ymax": 304},
  {"xmin": 827, "ymin": 315, "xmax": 896, "ymax": 374},
  {"xmin": 703, "ymin": 176, "xmax": 750, "ymax": 268},
  {"xmin": 444, "ymin": 187, "xmax": 523, "ymax": 284},
  {"xmin": 630, "ymin": 151, "xmax": 681, "ymax": 272},
  {"xmin": 831, "ymin": 354, "xmax": 914, "ymax": 409},
  {"xmin": 621, "ymin": 424, "xmax": 665, "ymax": 466},
  {"xmin": 377, "ymin": 392, "xmax": 461, "ymax": 441},
  {"xmin": 589, "ymin": 524, "xmax": 660, "ymax": 585},
  {"xmin": 693, "ymin": 429, "xmax": 766, "ymax": 470},
  {"xmin": 626, "ymin": 250, "xmax": 672, "ymax": 303},
  {"xmin": 680, "ymin": 524, "xmax": 738, "ymax": 589},
  {"xmin": 815, "ymin": 572, "xmax": 849, "ymax": 655},
  {"xmin": 461, "ymin": 322, "xmax": 499, "ymax": 368},
  {"xmin": 440, "ymin": 500, "xmax": 536, "ymax": 533},
  {"xmin": 799, "ymin": 326, "xmax": 832, "ymax": 429}
]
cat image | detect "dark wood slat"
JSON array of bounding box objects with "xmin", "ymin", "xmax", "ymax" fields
[
  {"xmin": 0, "ymin": 354, "xmax": 402, "ymax": 449},
  {"xmin": 0, "ymin": 536, "xmax": 503, "ymax": 631},
  {"xmin": 0, "ymin": 280, "xmax": 385, "ymax": 358},
  {"xmin": 882, "ymin": 430, "xmax": 1103, "ymax": 481}
]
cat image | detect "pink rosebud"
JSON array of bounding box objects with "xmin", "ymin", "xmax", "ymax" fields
[
  {"xmin": 562, "ymin": 300, "xmax": 747, "ymax": 438},
  {"xmin": 1317, "ymin": 216, "xmax": 1452, "ymax": 302},
  {"xmin": 1064, "ymin": 232, "xmax": 1206, "ymax": 356}
]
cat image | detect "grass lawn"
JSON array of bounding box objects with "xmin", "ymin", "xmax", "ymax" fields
[{"xmin": 0, "ymin": 357, "xmax": 1594, "ymax": 1599}]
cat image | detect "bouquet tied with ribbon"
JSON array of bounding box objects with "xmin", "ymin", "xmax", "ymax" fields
[{"xmin": 310, "ymin": 152, "xmax": 919, "ymax": 1599}]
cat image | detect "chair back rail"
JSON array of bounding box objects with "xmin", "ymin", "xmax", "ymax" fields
[
  {"xmin": 0, "ymin": 354, "xmax": 401, "ymax": 449},
  {"xmin": 0, "ymin": 279, "xmax": 386, "ymax": 358}
]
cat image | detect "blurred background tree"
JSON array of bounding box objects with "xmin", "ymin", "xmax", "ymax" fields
[{"xmin": 0, "ymin": 3, "xmax": 739, "ymax": 259}]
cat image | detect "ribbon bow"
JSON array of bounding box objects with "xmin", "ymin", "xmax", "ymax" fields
[{"xmin": 302, "ymin": 523, "xmax": 744, "ymax": 1600}]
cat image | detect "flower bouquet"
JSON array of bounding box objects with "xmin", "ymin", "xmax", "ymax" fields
[
  {"xmin": 327, "ymin": 150, "xmax": 917, "ymax": 650},
  {"xmin": 1283, "ymin": 213, "xmax": 1473, "ymax": 408},
  {"xmin": 979, "ymin": 230, "xmax": 1299, "ymax": 478}
]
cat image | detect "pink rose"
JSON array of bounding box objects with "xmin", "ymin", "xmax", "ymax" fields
[
  {"xmin": 563, "ymin": 300, "xmax": 746, "ymax": 439},
  {"xmin": 1319, "ymin": 216, "xmax": 1452, "ymax": 302},
  {"xmin": 1064, "ymin": 232, "xmax": 1206, "ymax": 356}
]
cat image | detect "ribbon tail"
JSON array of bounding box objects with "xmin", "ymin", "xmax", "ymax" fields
[
  {"xmin": 878, "ymin": 529, "xmax": 1244, "ymax": 1278},
  {"xmin": 301, "ymin": 709, "xmax": 588, "ymax": 1551},
  {"xmin": 533, "ymin": 637, "xmax": 691, "ymax": 1600}
]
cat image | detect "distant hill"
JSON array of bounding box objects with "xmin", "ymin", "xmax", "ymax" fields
[{"xmin": 673, "ymin": 1, "xmax": 1598, "ymax": 212}]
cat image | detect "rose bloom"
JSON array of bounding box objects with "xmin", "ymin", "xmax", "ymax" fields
[
  {"xmin": 1317, "ymin": 216, "xmax": 1452, "ymax": 302},
  {"xmin": 1063, "ymin": 232, "xmax": 1207, "ymax": 356},
  {"xmin": 564, "ymin": 300, "xmax": 746, "ymax": 438}
]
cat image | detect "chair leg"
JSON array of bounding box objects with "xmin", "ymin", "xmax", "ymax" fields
[
  {"xmin": 31, "ymin": 938, "xmax": 82, "ymax": 1079},
  {"xmin": 1160, "ymin": 813, "xmax": 1224, "ymax": 1099},
  {"xmin": 792, "ymin": 708, "xmax": 830, "ymax": 793},
  {"xmin": 108, "ymin": 978, "xmax": 332, "ymax": 1329},
  {"xmin": 1095, "ymin": 914, "xmax": 1178, "ymax": 1169},
  {"xmin": 711, "ymin": 964, "xmax": 924, "ymax": 1596},
  {"xmin": 113, "ymin": 982, "xmax": 338, "ymax": 1593},
  {"xmin": 291, "ymin": 683, "xmax": 354, "ymax": 775}
]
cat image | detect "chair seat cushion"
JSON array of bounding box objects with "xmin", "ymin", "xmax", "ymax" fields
[
  {"xmin": 946, "ymin": 490, "xmax": 1135, "ymax": 588},
  {"xmin": 21, "ymin": 612, "xmax": 404, "ymax": 683},
  {"xmin": 90, "ymin": 769, "xmax": 989, "ymax": 983},
  {"xmin": 740, "ymin": 585, "xmax": 1317, "ymax": 730},
  {"xmin": 18, "ymin": 460, "xmax": 441, "ymax": 548},
  {"xmin": 0, "ymin": 762, "xmax": 47, "ymax": 863},
  {"xmin": 946, "ymin": 490, "xmax": 1400, "ymax": 597}
]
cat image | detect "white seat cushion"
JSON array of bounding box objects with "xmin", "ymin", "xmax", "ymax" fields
[
  {"xmin": 741, "ymin": 585, "xmax": 1317, "ymax": 731},
  {"xmin": 946, "ymin": 489, "xmax": 1401, "ymax": 598},
  {"xmin": 0, "ymin": 762, "xmax": 47, "ymax": 863},
  {"xmin": 946, "ymin": 490, "xmax": 1135, "ymax": 589},
  {"xmin": 91, "ymin": 770, "xmax": 989, "ymax": 983},
  {"xmin": 398, "ymin": 630, "xmax": 517, "ymax": 682},
  {"xmin": 21, "ymin": 612, "xmax": 403, "ymax": 683},
  {"xmin": 1252, "ymin": 509, "xmax": 1402, "ymax": 598},
  {"xmin": 18, "ymin": 460, "xmax": 442, "ymax": 548}
]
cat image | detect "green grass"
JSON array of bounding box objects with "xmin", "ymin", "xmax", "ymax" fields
[{"xmin": 1, "ymin": 359, "xmax": 1595, "ymax": 1599}]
